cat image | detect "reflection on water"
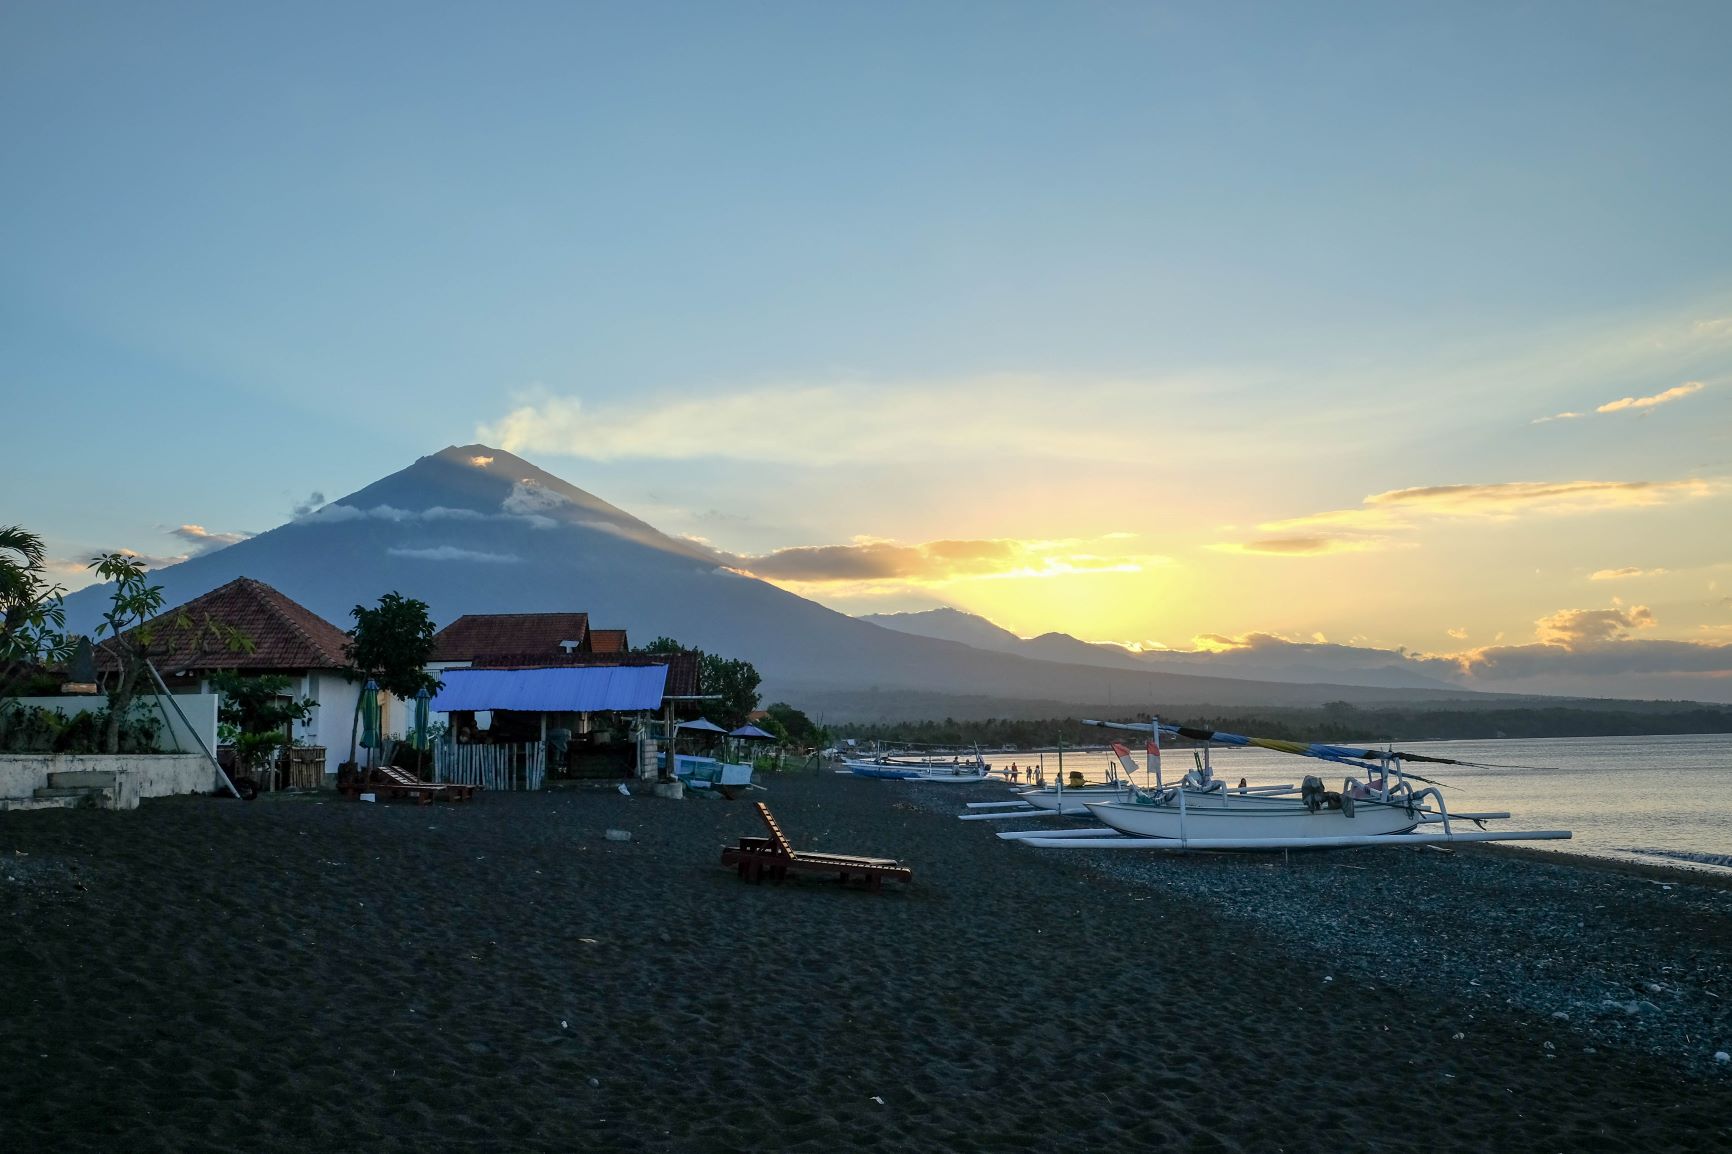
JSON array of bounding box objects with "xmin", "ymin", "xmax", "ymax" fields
[{"xmin": 994, "ymin": 733, "xmax": 1732, "ymax": 873}]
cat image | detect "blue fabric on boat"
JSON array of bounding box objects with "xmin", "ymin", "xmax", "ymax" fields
[{"xmin": 431, "ymin": 665, "xmax": 668, "ymax": 713}]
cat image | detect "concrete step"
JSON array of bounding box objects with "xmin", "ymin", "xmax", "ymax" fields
[
  {"xmin": 46, "ymin": 770, "xmax": 120, "ymax": 789},
  {"xmin": 31, "ymin": 787, "xmax": 113, "ymax": 809},
  {"xmin": 0, "ymin": 795, "xmax": 82, "ymax": 812}
]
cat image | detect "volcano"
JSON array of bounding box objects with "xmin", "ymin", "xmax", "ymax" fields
[{"xmin": 61, "ymin": 446, "xmax": 1496, "ymax": 719}]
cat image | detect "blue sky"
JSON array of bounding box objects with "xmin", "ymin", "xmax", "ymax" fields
[{"xmin": 5, "ymin": 1, "xmax": 1731, "ymax": 695}]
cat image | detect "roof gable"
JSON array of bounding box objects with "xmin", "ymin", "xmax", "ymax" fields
[
  {"xmin": 589, "ymin": 628, "xmax": 629, "ymax": 654},
  {"xmin": 102, "ymin": 577, "xmax": 351, "ymax": 672},
  {"xmin": 432, "ymin": 612, "xmax": 590, "ymax": 662}
]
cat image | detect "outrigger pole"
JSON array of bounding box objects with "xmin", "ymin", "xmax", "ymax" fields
[{"xmin": 1008, "ymin": 829, "xmax": 1572, "ymax": 850}]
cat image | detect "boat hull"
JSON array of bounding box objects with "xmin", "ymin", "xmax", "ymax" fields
[
  {"xmin": 846, "ymin": 761, "xmax": 992, "ymax": 782},
  {"xmin": 1084, "ymin": 797, "xmax": 1420, "ymax": 841},
  {"xmin": 1018, "ymin": 786, "xmax": 1122, "ymax": 815}
]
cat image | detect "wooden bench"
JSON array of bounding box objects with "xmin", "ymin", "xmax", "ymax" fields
[
  {"xmin": 339, "ymin": 765, "xmax": 479, "ymax": 805},
  {"xmin": 720, "ymin": 802, "xmax": 912, "ymax": 891}
]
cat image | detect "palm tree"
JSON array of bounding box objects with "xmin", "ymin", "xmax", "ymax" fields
[{"xmin": 1, "ymin": 525, "xmax": 68, "ymax": 665}]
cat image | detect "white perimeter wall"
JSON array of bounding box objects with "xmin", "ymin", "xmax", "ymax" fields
[
  {"xmin": 10, "ymin": 694, "xmax": 219, "ymax": 756},
  {"xmin": 0, "ymin": 752, "xmax": 215, "ymax": 808}
]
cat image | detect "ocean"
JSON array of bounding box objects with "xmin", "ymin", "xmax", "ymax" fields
[{"xmin": 994, "ymin": 732, "xmax": 1732, "ymax": 873}]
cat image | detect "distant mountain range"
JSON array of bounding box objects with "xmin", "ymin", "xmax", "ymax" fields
[
  {"xmin": 859, "ymin": 608, "xmax": 1464, "ymax": 692},
  {"xmin": 62, "ymin": 445, "xmax": 1524, "ymax": 720}
]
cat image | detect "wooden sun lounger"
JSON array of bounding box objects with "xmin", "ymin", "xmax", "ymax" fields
[
  {"xmin": 339, "ymin": 765, "xmax": 479, "ymax": 805},
  {"xmin": 720, "ymin": 802, "xmax": 912, "ymax": 890}
]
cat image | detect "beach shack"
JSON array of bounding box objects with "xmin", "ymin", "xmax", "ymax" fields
[
  {"xmin": 95, "ymin": 577, "xmax": 367, "ymax": 784},
  {"xmin": 428, "ymin": 612, "xmax": 693, "ymax": 778}
]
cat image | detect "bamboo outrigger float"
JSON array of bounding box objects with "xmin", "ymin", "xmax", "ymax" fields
[{"xmin": 969, "ymin": 716, "xmax": 1571, "ymax": 853}]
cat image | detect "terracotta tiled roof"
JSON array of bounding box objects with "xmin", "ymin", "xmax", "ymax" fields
[
  {"xmin": 589, "ymin": 628, "xmax": 629, "ymax": 654},
  {"xmin": 98, "ymin": 577, "xmax": 350, "ymax": 673},
  {"xmin": 432, "ymin": 613, "xmax": 589, "ymax": 662},
  {"xmin": 470, "ymin": 650, "xmax": 699, "ymax": 698}
]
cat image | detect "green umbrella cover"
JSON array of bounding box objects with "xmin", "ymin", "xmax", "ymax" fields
[
  {"xmin": 413, "ymin": 687, "xmax": 431, "ymax": 751},
  {"xmin": 360, "ymin": 680, "xmax": 381, "ymax": 750}
]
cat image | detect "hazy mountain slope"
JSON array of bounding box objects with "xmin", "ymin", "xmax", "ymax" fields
[
  {"xmin": 859, "ymin": 608, "xmax": 1026, "ymax": 654},
  {"xmin": 62, "ymin": 445, "xmax": 1503, "ymax": 713},
  {"xmin": 860, "ymin": 607, "xmax": 1462, "ymax": 692}
]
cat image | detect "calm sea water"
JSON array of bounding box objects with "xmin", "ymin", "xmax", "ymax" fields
[{"xmin": 997, "ymin": 733, "xmax": 1732, "ymax": 873}]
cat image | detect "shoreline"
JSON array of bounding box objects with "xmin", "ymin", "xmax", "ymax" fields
[
  {"xmin": 1481, "ymin": 841, "xmax": 1732, "ymax": 891},
  {"xmin": 914, "ymin": 780, "xmax": 1732, "ymax": 1072},
  {"xmin": 4, "ymin": 772, "xmax": 1730, "ymax": 1152}
]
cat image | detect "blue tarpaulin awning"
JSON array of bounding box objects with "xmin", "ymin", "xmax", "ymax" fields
[{"xmin": 431, "ymin": 665, "xmax": 669, "ymax": 714}]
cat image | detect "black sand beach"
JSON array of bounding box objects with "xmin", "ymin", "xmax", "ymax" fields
[{"xmin": 4, "ymin": 772, "xmax": 1730, "ymax": 1153}]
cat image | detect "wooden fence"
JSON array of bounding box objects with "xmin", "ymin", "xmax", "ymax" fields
[{"xmin": 432, "ymin": 740, "xmax": 547, "ymax": 791}]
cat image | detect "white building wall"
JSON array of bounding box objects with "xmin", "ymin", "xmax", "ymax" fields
[{"xmin": 295, "ymin": 674, "xmax": 417, "ymax": 777}]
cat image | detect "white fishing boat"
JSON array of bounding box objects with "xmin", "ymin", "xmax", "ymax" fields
[
  {"xmin": 1084, "ymin": 787, "xmax": 1420, "ymax": 840},
  {"xmin": 845, "ymin": 750, "xmax": 994, "ymax": 782},
  {"xmin": 994, "ymin": 717, "xmax": 1571, "ymax": 851}
]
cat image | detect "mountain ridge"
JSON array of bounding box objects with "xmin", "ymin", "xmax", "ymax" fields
[
  {"xmin": 59, "ymin": 445, "xmax": 1526, "ymax": 719},
  {"xmin": 861, "ymin": 606, "xmax": 1463, "ymax": 692}
]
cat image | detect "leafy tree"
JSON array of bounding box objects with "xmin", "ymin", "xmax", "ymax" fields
[
  {"xmin": 209, "ymin": 671, "xmax": 315, "ymax": 784},
  {"xmin": 701, "ymin": 654, "xmax": 760, "ymax": 729},
  {"xmin": 764, "ymin": 701, "xmax": 824, "ymax": 747},
  {"xmin": 346, "ymin": 592, "xmax": 441, "ymax": 697},
  {"xmin": 0, "ymin": 525, "xmax": 74, "ymax": 684},
  {"xmin": 632, "ymin": 636, "xmax": 760, "ymax": 728},
  {"xmin": 88, "ymin": 553, "xmax": 250, "ymax": 754},
  {"xmin": 345, "ymin": 592, "xmax": 441, "ymax": 763}
]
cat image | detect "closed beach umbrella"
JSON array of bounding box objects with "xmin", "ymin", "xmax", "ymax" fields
[
  {"xmin": 360, "ymin": 679, "xmax": 381, "ymax": 750},
  {"xmin": 413, "ymin": 687, "xmax": 430, "ymax": 750}
]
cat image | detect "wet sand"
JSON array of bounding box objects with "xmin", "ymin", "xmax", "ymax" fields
[{"xmin": 3, "ymin": 772, "xmax": 1730, "ymax": 1153}]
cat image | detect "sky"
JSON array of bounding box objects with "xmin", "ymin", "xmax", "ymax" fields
[{"xmin": 4, "ymin": 1, "xmax": 1731, "ymax": 699}]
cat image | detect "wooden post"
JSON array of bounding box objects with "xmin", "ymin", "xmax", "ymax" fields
[{"xmin": 662, "ymin": 699, "xmax": 676, "ymax": 780}]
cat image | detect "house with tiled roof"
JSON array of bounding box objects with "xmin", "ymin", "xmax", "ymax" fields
[
  {"xmin": 99, "ymin": 577, "xmax": 367, "ymax": 779},
  {"xmin": 588, "ymin": 628, "xmax": 629, "ymax": 654},
  {"xmin": 431, "ymin": 612, "xmax": 592, "ymax": 665},
  {"xmin": 428, "ymin": 612, "xmax": 696, "ymax": 776}
]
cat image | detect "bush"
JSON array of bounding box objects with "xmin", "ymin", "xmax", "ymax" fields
[{"xmin": 0, "ymin": 702, "xmax": 163, "ymax": 754}]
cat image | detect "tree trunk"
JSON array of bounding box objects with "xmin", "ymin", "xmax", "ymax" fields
[{"xmin": 104, "ymin": 655, "xmax": 144, "ymax": 753}]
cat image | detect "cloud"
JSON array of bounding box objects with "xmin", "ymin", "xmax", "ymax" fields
[
  {"xmin": 1596, "ymin": 381, "xmax": 1706, "ymax": 414},
  {"xmin": 167, "ymin": 524, "xmax": 251, "ymax": 553},
  {"xmin": 1589, "ymin": 567, "xmax": 1668, "ymax": 581},
  {"xmin": 1233, "ymin": 478, "xmax": 1723, "ymax": 557},
  {"xmin": 729, "ymin": 534, "xmax": 1162, "ymax": 588},
  {"xmin": 1410, "ymin": 602, "xmax": 1732, "ymax": 687},
  {"xmin": 1210, "ymin": 535, "xmax": 1396, "ymax": 556},
  {"xmin": 1534, "ymin": 604, "xmax": 1655, "ymax": 645},
  {"xmin": 501, "ymin": 480, "xmax": 570, "ymax": 517},
  {"xmin": 477, "ymin": 376, "xmax": 1206, "ymax": 465},
  {"xmin": 1447, "ymin": 627, "xmax": 1468, "ymax": 640},
  {"xmin": 291, "ymin": 490, "xmax": 326, "ymax": 517},
  {"xmin": 1455, "ymin": 637, "xmax": 1732, "ymax": 681},
  {"xmin": 386, "ymin": 546, "xmax": 522, "ymax": 564},
  {"xmin": 106, "ymin": 547, "xmax": 188, "ymax": 570},
  {"xmin": 1533, "ymin": 381, "xmax": 1709, "ymax": 424},
  {"xmin": 1366, "ymin": 478, "xmax": 1721, "ymax": 516},
  {"xmin": 300, "ymin": 502, "xmax": 558, "ymax": 530}
]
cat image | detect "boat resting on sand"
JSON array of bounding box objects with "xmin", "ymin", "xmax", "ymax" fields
[
  {"xmin": 990, "ymin": 717, "xmax": 1571, "ymax": 851},
  {"xmin": 844, "ymin": 753, "xmax": 994, "ymax": 783}
]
